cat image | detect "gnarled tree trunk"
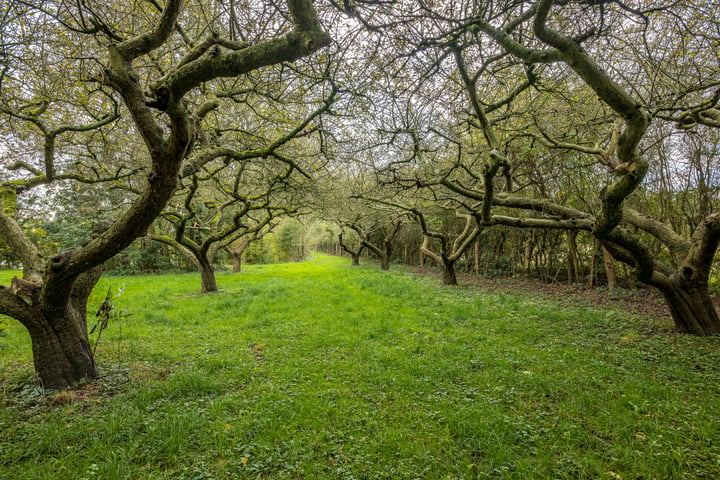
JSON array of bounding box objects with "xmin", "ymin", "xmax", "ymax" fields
[
  {"xmin": 442, "ymin": 258, "xmax": 458, "ymax": 286},
  {"xmin": 0, "ymin": 0, "xmax": 332, "ymax": 391},
  {"xmin": 199, "ymin": 256, "xmax": 218, "ymax": 293},
  {"xmin": 3, "ymin": 266, "xmax": 105, "ymax": 390},
  {"xmin": 656, "ymin": 237, "xmax": 720, "ymax": 335},
  {"xmin": 661, "ymin": 276, "xmax": 720, "ymax": 335},
  {"xmin": 29, "ymin": 307, "xmax": 97, "ymax": 390}
]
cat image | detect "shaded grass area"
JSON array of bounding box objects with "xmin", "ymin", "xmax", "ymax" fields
[{"xmin": 1, "ymin": 254, "xmax": 720, "ymax": 479}]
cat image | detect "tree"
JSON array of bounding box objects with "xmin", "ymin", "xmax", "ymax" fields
[
  {"xmin": 415, "ymin": 208, "xmax": 482, "ymax": 286},
  {"xmin": 461, "ymin": 1, "xmax": 720, "ymax": 334},
  {"xmin": 227, "ymin": 221, "xmax": 277, "ymax": 273},
  {"xmin": 338, "ymin": 227, "xmax": 365, "ymax": 265},
  {"xmin": 342, "ymin": 211, "xmax": 405, "ymax": 271},
  {"xmin": 0, "ymin": 0, "xmax": 331, "ymax": 389},
  {"xmin": 343, "ymin": 0, "xmax": 720, "ymax": 334},
  {"xmin": 151, "ymin": 174, "xmax": 290, "ymax": 293},
  {"xmin": 151, "ymin": 73, "xmax": 334, "ymax": 292}
]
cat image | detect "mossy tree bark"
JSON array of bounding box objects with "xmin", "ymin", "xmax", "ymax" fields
[
  {"xmin": 0, "ymin": 0, "xmax": 331, "ymax": 388},
  {"xmin": 437, "ymin": 1, "xmax": 720, "ymax": 334}
]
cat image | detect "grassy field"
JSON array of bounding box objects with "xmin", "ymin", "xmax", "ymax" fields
[{"xmin": 1, "ymin": 254, "xmax": 720, "ymax": 479}]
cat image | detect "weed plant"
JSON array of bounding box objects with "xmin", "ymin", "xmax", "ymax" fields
[{"xmin": 1, "ymin": 254, "xmax": 720, "ymax": 479}]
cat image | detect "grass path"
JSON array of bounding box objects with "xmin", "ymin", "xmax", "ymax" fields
[{"xmin": 1, "ymin": 254, "xmax": 720, "ymax": 479}]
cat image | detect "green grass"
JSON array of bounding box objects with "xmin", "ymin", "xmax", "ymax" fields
[{"xmin": 2, "ymin": 253, "xmax": 720, "ymax": 479}]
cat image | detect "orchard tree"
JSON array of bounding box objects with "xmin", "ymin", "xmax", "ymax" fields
[
  {"xmin": 343, "ymin": 209, "xmax": 406, "ymax": 271},
  {"xmin": 365, "ymin": 190, "xmax": 483, "ymax": 285},
  {"xmin": 0, "ymin": 0, "xmax": 330, "ymax": 389},
  {"xmin": 414, "ymin": 207, "xmax": 482, "ymax": 286},
  {"xmin": 337, "ymin": 226, "xmax": 365, "ymax": 265},
  {"xmin": 153, "ymin": 164, "xmax": 305, "ymax": 292},
  {"xmin": 454, "ymin": 1, "xmax": 720, "ymax": 334},
  {"xmin": 152, "ymin": 64, "xmax": 335, "ymax": 292},
  {"xmin": 227, "ymin": 220, "xmax": 278, "ymax": 273},
  {"xmin": 343, "ymin": 0, "xmax": 720, "ymax": 335}
]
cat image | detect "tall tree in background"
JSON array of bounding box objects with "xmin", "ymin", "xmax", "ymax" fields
[{"xmin": 0, "ymin": 0, "xmax": 330, "ymax": 389}]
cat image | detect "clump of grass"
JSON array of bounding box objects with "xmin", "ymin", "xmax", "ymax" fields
[{"xmin": 1, "ymin": 254, "xmax": 720, "ymax": 479}]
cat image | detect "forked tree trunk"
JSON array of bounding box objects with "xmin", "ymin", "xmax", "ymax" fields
[{"xmin": 338, "ymin": 232, "xmax": 363, "ymax": 266}]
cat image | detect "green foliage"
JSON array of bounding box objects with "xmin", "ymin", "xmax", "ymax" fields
[
  {"xmin": 1, "ymin": 255, "xmax": 720, "ymax": 479},
  {"xmin": 243, "ymin": 237, "xmax": 276, "ymax": 265},
  {"xmin": 273, "ymin": 220, "xmax": 304, "ymax": 263},
  {"xmin": 0, "ymin": 237, "xmax": 19, "ymax": 268},
  {"xmin": 43, "ymin": 218, "xmax": 91, "ymax": 252},
  {"xmin": 243, "ymin": 220, "xmax": 311, "ymax": 266},
  {"xmin": 108, "ymin": 239, "xmax": 190, "ymax": 275}
]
